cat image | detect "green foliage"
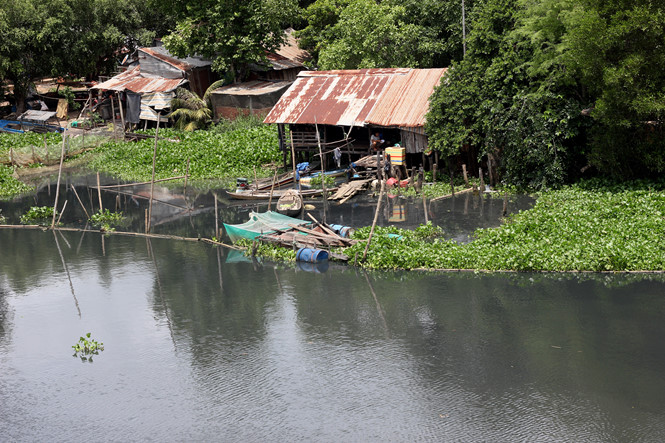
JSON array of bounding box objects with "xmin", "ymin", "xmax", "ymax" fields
[
  {"xmin": 426, "ymin": 0, "xmax": 588, "ymax": 190},
  {"xmin": 20, "ymin": 206, "xmax": 55, "ymax": 224},
  {"xmin": 0, "ymin": 165, "xmax": 32, "ymax": 198},
  {"xmin": 87, "ymin": 124, "xmax": 281, "ymax": 184},
  {"xmin": 72, "ymin": 332, "xmax": 104, "ymax": 363},
  {"xmin": 169, "ymin": 80, "xmax": 227, "ymax": 131},
  {"xmin": 236, "ymin": 239, "xmax": 297, "ymax": 262},
  {"xmin": 341, "ymin": 180, "xmax": 665, "ymax": 271},
  {"xmin": 305, "ymin": 0, "xmax": 467, "ymax": 69},
  {"xmin": 0, "ymin": 209, "xmax": 5, "ymax": 224},
  {"xmin": 90, "ymin": 209, "xmax": 125, "ymax": 229},
  {"xmin": 161, "ymin": 0, "xmax": 299, "ymax": 81},
  {"xmin": 58, "ymin": 87, "xmax": 80, "ymax": 111},
  {"xmin": 308, "ymin": 174, "xmax": 335, "ymax": 188},
  {"xmin": 0, "ymin": 0, "xmax": 153, "ymax": 111}
]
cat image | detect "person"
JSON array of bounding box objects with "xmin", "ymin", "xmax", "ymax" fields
[{"xmin": 370, "ymin": 132, "xmax": 385, "ymax": 151}]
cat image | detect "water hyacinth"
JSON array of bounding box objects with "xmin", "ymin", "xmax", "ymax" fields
[{"xmin": 342, "ymin": 179, "xmax": 665, "ymax": 272}]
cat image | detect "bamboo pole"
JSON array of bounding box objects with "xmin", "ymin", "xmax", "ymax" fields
[
  {"xmin": 96, "ymin": 175, "xmax": 188, "ymax": 189},
  {"xmin": 111, "ymin": 95, "xmax": 117, "ymax": 141},
  {"xmin": 147, "ymin": 114, "xmax": 160, "ymax": 233},
  {"xmin": 462, "ymin": 164, "xmax": 469, "ymax": 185},
  {"xmin": 117, "ymin": 92, "xmax": 125, "ymax": 137},
  {"xmin": 214, "ymin": 193, "xmax": 219, "ymax": 239},
  {"xmin": 96, "ymin": 171, "xmax": 103, "ymax": 212},
  {"xmin": 51, "ymin": 128, "xmax": 67, "ymax": 228},
  {"xmin": 362, "ymin": 180, "xmax": 385, "ymax": 261},
  {"xmin": 289, "ymin": 128, "xmax": 302, "ymax": 202},
  {"xmin": 70, "ymin": 184, "xmax": 90, "ymax": 220},
  {"xmin": 56, "ymin": 200, "xmax": 68, "ymax": 226},
  {"xmin": 267, "ymin": 168, "xmax": 278, "ymax": 210},
  {"xmin": 315, "ymin": 122, "xmax": 327, "ymax": 199}
]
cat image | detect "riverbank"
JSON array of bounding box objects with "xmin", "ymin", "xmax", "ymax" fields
[{"xmin": 241, "ymin": 179, "xmax": 665, "ymax": 272}]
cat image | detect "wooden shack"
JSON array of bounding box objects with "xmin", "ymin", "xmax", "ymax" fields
[{"xmin": 263, "ymin": 68, "xmax": 447, "ymax": 168}]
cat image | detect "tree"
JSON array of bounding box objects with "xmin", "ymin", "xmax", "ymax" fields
[
  {"xmin": 298, "ymin": 0, "xmax": 471, "ymax": 69},
  {"xmin": 169, "ymin": 80, "xmax": 226, "ymax": 131},
  {"xmin": 0, "ymin": 0, "xmax": 152, "ymax": 113},
  {"xmin": 426, "ymin": 0, "xmax": 588, "ymax": 189},
  {"xmin": 161, "ymin": 0, "xmax": 299, "ymax": 83}
]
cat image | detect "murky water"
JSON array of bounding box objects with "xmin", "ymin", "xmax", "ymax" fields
[{"xmin": 2, "ymin": 229, "xmax": 665, "ymax": 442}]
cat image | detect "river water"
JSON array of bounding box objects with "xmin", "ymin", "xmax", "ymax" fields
[{"xmin": 2, "ymin": 228, "xmax": 665, "ymax": 442}]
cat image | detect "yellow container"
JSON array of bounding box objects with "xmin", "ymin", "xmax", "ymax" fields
[{"xmin": 385, "ymin": 147, "xmax": 406, "ymax": 165}]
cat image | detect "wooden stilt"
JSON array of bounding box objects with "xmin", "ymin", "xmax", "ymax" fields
[{"xmin": 51, "ymin": 129, "xmax": 67, "ymax": 228}]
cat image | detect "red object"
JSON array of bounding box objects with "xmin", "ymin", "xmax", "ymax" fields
[
  {"xmin": 386, "ymin": 177, "xmax": 398, "ymax": 187},
  {"xmin": 399, "ymin": 179, "xmax": 409, "ymax": 188}
]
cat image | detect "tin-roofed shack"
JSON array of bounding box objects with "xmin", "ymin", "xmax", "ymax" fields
[{"xmin": 263, "ymin": 68, "xmax": 447, "ymax": 169}]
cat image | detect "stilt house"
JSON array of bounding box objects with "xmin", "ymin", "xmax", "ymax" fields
[{"xmin": 263, "ymin": 68, "xmax": 447, "ymax": 168}]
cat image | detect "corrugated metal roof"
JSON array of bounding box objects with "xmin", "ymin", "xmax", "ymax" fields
[
  {"xmin": 92, "ymin": 66, "xmax": 186, "ymax": 93},
  {"xmin": 366, "ymin": 68, "xmax": 447, "ymax": 128},
  {"xmin": 140, "ymin": 47, "xmax": 212, "ymax": 70},
  {"xmin": 275, "ymin": 28, "xmax": 310, "ymax": 65},
  {"xmin": 263, "ymin": 68, "xmax": 446, "ymax": 128},
  {"xmin": 212, "ymin": 81, "xmax": 293, "ymax": 96}
]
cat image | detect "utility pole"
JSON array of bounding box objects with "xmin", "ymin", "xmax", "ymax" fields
[{"xmin": 462, "ymin": 0, "xmax": 467, "ymax": 56}]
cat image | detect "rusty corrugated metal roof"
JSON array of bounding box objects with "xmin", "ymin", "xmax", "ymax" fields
[
  {"xmin": 275, "ymin": 28, "xmax": 310, "ymax": 65},
  {"xmin": 92, "ymin": 66, "xmax": 186, "ymax": 93},
  {"xmin": 366, "ymin": 68, "xmax": 447, "ymax": 128},
  {"xmin": 263, "ymin": 68, "xmax": 446, "ymax": 128}
]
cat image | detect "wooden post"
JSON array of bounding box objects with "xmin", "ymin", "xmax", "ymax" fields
[
  {"xmin": 462, "ymin": 164, "xmax": 469, "ymax": 186},
  {"xmin": 56, "ymin": 200, "xmax": 68, "ymax": 226},
  {"xmin": 96, "ymin": 172, "xmax": 103, "ymax": 213},
  {"xmin": 267, "ymin": 168, "xmax": 278, "ymax": 210},
  {"xmin": 502, "ymin": 191, "xmax": 508, "ymax": 216},
  {"xmin": 51, "ymin": 129, "xmax": 67, "ymax": 228},
  {"xmin": 147, "ymin": 114, "xmax": 161, "ymax": 233},
  {"xmin": 70, "ymin": 184, "xmax": 90, "ymax": 220},
  {"xmin": 450, "ymin": 173, "xmax": 455, "ymax": 196},
  {"xmin": 111, "ymin": 95, "xmax": 117, "ymax": 141},
  {"xmin": 117, "ymin": 92, "xmax": 125, "ymax": 138},
  {"xmin": 362, "ymin": 180, "xmax": 385, "ymax": 261},
  {"xmin": 214, "ymin": 194, "xmax": 219, "ymax": 239},
  {"xmin": 433, "ymin": 163, "xmax": 437, "ymax": 184},
  {"xmin": 315, "ymin": 122, "xmax": 327, "ymax": 199}
]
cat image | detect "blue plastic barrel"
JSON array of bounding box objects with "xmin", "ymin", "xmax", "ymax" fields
[
  {"xmin": 296, "ymin": 248, "xmax": 329, "ymax": 263},
  {"xmin": 328, "ymin": 224, "xmax": 354, "ymax": 238}
]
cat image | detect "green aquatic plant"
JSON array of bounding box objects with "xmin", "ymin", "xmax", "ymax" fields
[
  {"xmin": 0, "ymin": 165, "xmax": 33, "ymax": 198},
  {"xmin": 90, "ymin": 209, "xmax": 125, "ymax": 227},
  {"xmin": 72, "ymin": 332, "xmax": 104, "ymax": 363},
  {"xmin": 20, "ymin": 206, "xmax": 55, "ymax": 225},
  {"xmin": 87, "ymin": 125, "xmax": 281, "ymax": 183}
]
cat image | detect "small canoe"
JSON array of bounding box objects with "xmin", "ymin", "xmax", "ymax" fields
[
  {"xmin": 229, "ymin": 187, "xmax": 337, "ymax": 200},
  {"xmin": 299, "ymin": 169, "xmax": 347, "ymax": 188},
  {"xmin": 276, "ymin": 189, "xmax": 303, "ymax": 216}
]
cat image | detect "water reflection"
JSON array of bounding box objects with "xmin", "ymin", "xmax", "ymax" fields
[
  {"xmin": 0, "ymin": 174, "xmax": 534, "ymax": 242},
  {"xmin": 1, "ymin": 230, "xmax": 665, "ymax": 441}
]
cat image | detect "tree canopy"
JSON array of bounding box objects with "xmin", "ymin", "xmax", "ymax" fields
[
  {"xmin": 0, "ymin": 0, "xmax": 153, "ymax": 112},
  {"xmin": 161, "ymin": 0, "xmax": 299, "ymax": 82}
]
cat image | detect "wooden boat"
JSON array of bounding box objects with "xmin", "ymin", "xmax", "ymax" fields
[
  {"xmin": 228, "ymin": 187, "xmax": 337, "ymax": 200},
  {"xmin": 298, "ymin": 168, "xmax": 348, "ymax": 188},
  {"xmin": 223, "ymin": 211, "xmax": 311, "ymax": 242},
  {"xmin": 276, "ymin": 189, "xmax": 303, "ymax": 216}
]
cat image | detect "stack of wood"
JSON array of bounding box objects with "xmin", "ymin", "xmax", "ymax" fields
[
  {"xmin": 258, "ymin": 215, "xmax": 356, "ymax": 252},
  {"xmin": 353, "ymin": 154, "xmax": 386, "ymax": 169},
  {"xmin": 328, "ymin": 179, "xmax": 372, "ymax": 204}
]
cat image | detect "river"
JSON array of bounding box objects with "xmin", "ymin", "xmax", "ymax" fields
[{"xmin": 2, "ymin": 228, "xmax": 665, "ymax": 442}]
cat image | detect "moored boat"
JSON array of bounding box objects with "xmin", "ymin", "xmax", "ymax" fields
[{"xmin": 276, "ymin": 189, "xmax": 303, "ymax": 216}]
